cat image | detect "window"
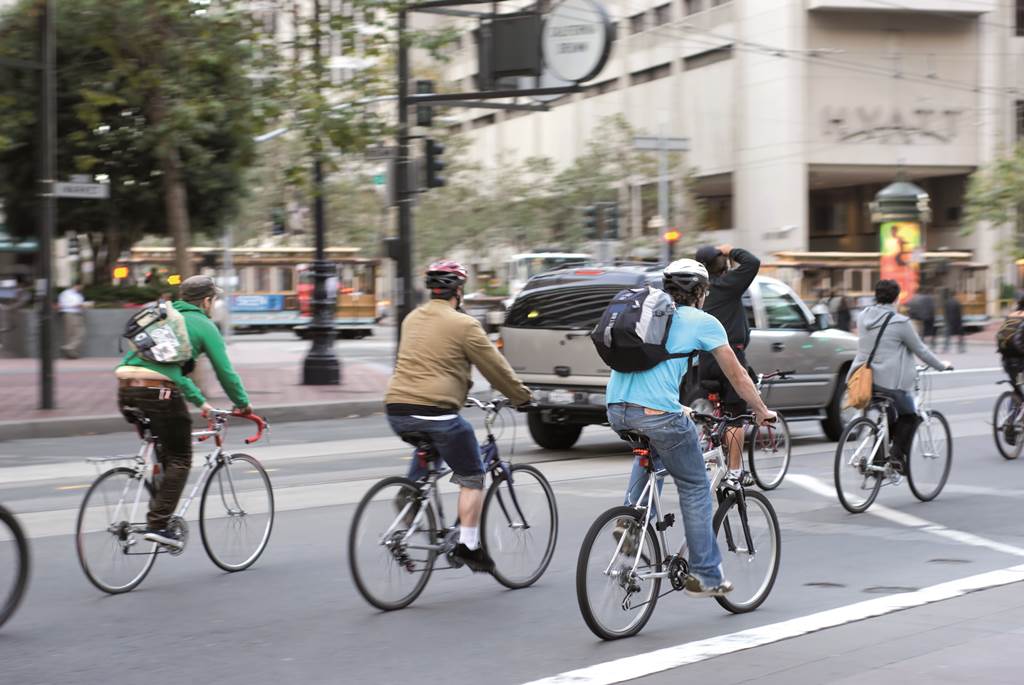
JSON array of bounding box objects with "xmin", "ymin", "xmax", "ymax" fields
[
  {"xmin": 683, "ymin": 46, "xmax": 733, "ymax": 70},
  {"xmin": 742, "ymin": 292, "xmax": 756, "ymax": 329},
  {"xmin": 629, "ymin": 12, "xmax": 646, "ymax": 34},
  {"xmin": 1018, "ymin": 0, "xmax": 1024, "ymax": 36},
  {"xmin": 760, "ymin": 282, "xmax": 809, "ymax": 330},
  {"xmin": 684, "ymin": 0, "xmax": 702, "ymax": 15},
  {"xmin": 280, "ymin": 268, "xmax": 294, "ymax": 292},
  {"xmin": 255, "ymin": 267, "xmax": 270, "ymax": 293},
  {"xmin": 654, "ymin": 4, "xmax": 672, "ymax": 26},
  {"xmin": 584, "ymin": 78, "xmax": 619, "ymax": 98},
  {"xmin": 630, "ymin": 62, "xmax": 671, "ymax": 86},
  {"xmin": 506, "ymin": 285, "xmax": 623, "ymax": 330},
  {"xmin": 472, "ymin": 114, "xmax": 495, "ymax": 129}
]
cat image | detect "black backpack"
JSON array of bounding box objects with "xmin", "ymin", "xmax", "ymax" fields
[
  {"xmin": 590, "ymin": 286, "xmax": 691, "ymax": 372},
  {"xmin": 997, "ymin": 315, "xmax": 1024, "ymax": 357}
]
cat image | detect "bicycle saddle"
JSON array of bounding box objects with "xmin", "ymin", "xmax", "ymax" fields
[
  {"xmin": 120, "ymin": 407, "xmax": 150, "ymax": 425},
  {"xmin": 399, "ymin": 431, "xmax": 436, "ymax": 448},
  {"xmin": 617, "ymin": 430, "xmax": 651, "ymax": 448},
  {"xmin": 700, "ymin": 379, "xmax": 722, "ymax": 394}
]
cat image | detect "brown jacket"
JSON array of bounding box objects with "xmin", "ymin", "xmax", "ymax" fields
[{"xmin": 385, "ymin": 299, "xmax": 531, "ymax": 410}]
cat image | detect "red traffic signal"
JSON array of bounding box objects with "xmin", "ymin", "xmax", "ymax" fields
[{"xmin": 662, "ymin": 230, "xmax": 681, "ymax": 243}]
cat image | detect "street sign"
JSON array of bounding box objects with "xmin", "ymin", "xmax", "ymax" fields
[
  {"xmin": 365, "ymin": 145, "xmax": 396, "ymax": 160},
  {"xmin": 54, "ymin": 182, "xmax": 109, "ymax": 199},
  {"xmin": 542, "ymin": 0, "xmax": 613, "ymax": 83},
  {"xmin": 633, "ymin": 136, "xmax": 690, "ymax": 152}
]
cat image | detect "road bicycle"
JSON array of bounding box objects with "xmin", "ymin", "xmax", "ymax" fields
[
  {"xmin": 693, "ymin": 369, "xmax": 793, "ymax": 490},
  {"xmin": 576, "ymin": 413, "xmax": 781, "ymax": 640},
  {"xmin": 75, "ymin": 408, "xmax": 273, "ymax": 594},
  {"xmin": 348, "ymin": 397, "xmax": 558, "ymax": 611},
  {"xmin": 993, "ymin": 374, "xmax": 1024, "ymax": 460},
  {"xmin": 0, "ymin": 504, "xmax": 30, "ymax": 629},
  {"xmin": 834, "ymin": 365, "xmax": 952, "ymax": 513}
]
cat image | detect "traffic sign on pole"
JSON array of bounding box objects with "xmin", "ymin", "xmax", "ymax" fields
[{"xmin": 54, "ymin": 182, "xmax": 109, "ymax": 200}]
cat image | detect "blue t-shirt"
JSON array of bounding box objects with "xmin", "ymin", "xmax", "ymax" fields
[{"xmin": 606, "ymin": 306, "xmax": 729, "ymax": 413}]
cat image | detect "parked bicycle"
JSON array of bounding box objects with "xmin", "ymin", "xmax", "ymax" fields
[
  {"xmin": 0, "ymin": 504, "xmax": 30, "ymax": 629},
  {"xmin": 993, "ymin": 375, "xmax": 1024, "ymax": 460},
  {"xmin": 75, "ymin": 409, "xmax": 273, "ymax": 594},
  {"xmin": 348, "ymin": 397, "xmax": 558, "ymax": 611},
  {"xmin": 834, "ymin": 365, "xmax": 952, "ymax": 513},
  {"xmin": 693, "ymin": 370, "xmax": 793, "ymax": 490},
  {"xmin": 576, "ymin": 413, "xmax": 781, "ymax": 640}
]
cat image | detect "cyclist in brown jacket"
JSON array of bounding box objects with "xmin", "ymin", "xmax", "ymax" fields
[{"xmin": 385, "ymin": 260, "xmax": 532, "ymax": 572}]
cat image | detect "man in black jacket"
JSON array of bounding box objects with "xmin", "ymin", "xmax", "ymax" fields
[{"xmin": 694, "ymin": 244, "xmax": 760, "ymax": 478}]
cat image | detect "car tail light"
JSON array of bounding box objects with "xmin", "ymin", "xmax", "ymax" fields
[{"xmin": 495, "ymin": 336, "xmax": 504, "ymax": 350}]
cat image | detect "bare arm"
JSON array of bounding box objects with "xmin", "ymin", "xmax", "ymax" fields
[{"xmin": 711, "ymin": 344, "xmax": 774, "ymax": 423}]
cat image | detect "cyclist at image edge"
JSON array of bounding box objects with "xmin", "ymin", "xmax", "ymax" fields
[
  {"xmin": 385, "ymin": 260, "xmax": 532, "ymax": 573},
  {"xmin": 115, "ymin": 275, "xmax": 253, "ymax": 549},
  {"xmin": 608, "ymin": 259, "xmax": 775, "ymax": 597},
  {"xmin": 694, "ymin": 243, "xmax": 761, "ymax": 480},
  {"xmin": 849, "ymin": 279, "xmax": 951, "ymax": 469},
  {"xmin": 996, "ymin": 297, "xmax": 1024, "ymax": 390}
]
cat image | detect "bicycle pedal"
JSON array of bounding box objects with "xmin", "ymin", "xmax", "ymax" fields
[{"xmin": 655, "ymin": 513, "xmax": 675, "ymax": 532}]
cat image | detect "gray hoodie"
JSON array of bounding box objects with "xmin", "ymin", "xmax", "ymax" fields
[{"xmin": 847, "ymin": 303, "xmax": 945, "ymax": 393}]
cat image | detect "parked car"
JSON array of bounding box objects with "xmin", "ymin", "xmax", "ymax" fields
[{"xmin": 499, "ymin": 265, "xmax": 859, "ymax": 449}]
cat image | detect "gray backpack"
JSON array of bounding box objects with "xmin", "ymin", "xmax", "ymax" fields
[{"xmin": 122, "ymin": 303, "xmax": 193, "ymax": 364}]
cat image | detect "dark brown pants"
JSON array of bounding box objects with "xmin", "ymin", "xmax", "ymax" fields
[{"xmin": 117, "ymin": 386, "xmax": 193, "ymax": 529}]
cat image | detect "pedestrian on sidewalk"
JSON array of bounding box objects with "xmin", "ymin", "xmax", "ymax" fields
[
  {"xmin": 908, "ymin": 289, "xmax": 937, "ymax": 347},
  {"xmin": 942, "ymin": 288, "xmax": 965, "ymax": 353},
  {"xmin": 58, "ymin": 283, "xmax": 87, "ymax": 359}
]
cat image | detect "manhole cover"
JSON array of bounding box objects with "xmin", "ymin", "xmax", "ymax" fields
[
  {"xmin": 863, "ymin": 586, "xmax": 918, "ymax": 594},
  {"xmin": 804, "ymin": 581, "xmax": 845, "ymax": 588},
  {"xmin": 928, "ymin": 558, "xmax": 971, "ymax": 564}
]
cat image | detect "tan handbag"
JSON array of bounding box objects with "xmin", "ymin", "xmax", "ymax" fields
[{"xmin": 844, "ymin": 312, "xmax": 895, "ymax": 410}]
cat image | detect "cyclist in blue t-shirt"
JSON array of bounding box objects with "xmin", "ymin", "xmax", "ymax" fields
[{"xmin": 606, "ymin": 258, "xmax": 775, "ymax": 597}]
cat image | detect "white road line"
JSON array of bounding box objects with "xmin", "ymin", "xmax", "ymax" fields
[
  {"xmin": 521, "ymin": 563, "xmax": 1024, "ymax": 685},
  {"xmin": 787, "ymin": 474, "xmax": 1024, "ymax": 558}
]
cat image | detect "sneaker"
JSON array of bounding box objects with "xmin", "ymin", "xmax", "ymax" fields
[
  {"xmin": 143, "ymin": 528, "xmax": 183, "ymax": 550},
  {"xmin": 612, "ymin": 520, "xmax": 638, "ymax": 556},
  {"xmin": 684, "ymin": 575, "xmax": 734, "ymax": 598},
  {"xmin": 450, "ymin": 543, "xmax": 495, "ymax": 573}
]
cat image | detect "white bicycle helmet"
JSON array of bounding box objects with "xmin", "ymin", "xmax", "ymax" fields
[{"xmin": 663, "ymin": 258, "xmax": 709, "ymax": 293}]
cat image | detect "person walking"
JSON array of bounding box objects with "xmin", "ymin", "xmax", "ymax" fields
[
  {"xmin": 835, "ymin": 292, "xmax": 852, "ymax": 332},
  {"xmin": 908, "ymin": 289, "xmax": 937, "ymax": 347},
  {"xmin": 941, "ymin": 289, "xmax": 965, "ymax": 353},
  {"xmin": 58, "ymin": 283, "xmax": 87, "ymax": 358}
]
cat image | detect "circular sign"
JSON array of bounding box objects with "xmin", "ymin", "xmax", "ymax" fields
[{"xmin": 542, "ymin": 0, "xmax": 613, "ymax": 84}]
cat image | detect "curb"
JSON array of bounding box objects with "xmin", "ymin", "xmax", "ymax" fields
[{"xmin": 0, "ymin": 399, "xmax": 388, "ymax": 442}]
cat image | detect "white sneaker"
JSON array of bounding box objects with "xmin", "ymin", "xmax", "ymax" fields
[{"xmin": 144, "ymin": 528, "xmax": 183, "ymax": 549}]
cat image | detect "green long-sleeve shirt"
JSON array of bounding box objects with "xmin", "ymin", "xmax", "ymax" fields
[{"xmin": 118, "ymin": 301, "xmax": 250, "ymax": 408}]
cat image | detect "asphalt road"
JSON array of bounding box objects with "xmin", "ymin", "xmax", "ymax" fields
[{"xmin": 1, "ymin": 362, "xmax": 1022, "ymax": 684}]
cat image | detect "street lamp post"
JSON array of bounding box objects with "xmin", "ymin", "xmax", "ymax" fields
[{"xmin": 302, "ymin": 0, "xmax": 340, "ymax": 385}]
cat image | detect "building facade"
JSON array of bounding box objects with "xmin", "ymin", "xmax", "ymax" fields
[{"xmin": 433, "ymin": 0, "xmax": 1024, "ymax": 309}]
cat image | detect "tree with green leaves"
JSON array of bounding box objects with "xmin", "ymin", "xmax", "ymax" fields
[{"xmin": 963, "ymin": 144, "xmax": 1024, "ymax": 252}]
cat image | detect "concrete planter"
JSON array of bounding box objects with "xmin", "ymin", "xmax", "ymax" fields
[{"xmin": 1, "ymin": 307, "xmax": 136, "ymax": 358}]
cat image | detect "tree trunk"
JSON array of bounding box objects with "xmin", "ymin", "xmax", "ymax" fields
[{"xmin": 161, "ymin": 143, "xmax": 192, "ymax": 279}]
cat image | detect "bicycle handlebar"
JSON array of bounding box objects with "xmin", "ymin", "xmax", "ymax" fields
[{"xmin": 197, "ymin": 409, "xmax": 269, "ymax": 444}]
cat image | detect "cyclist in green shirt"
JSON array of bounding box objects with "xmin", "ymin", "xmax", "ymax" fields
[{"xmin": 115, "ymin": 275, "xmax": 252, "ymax": 548}]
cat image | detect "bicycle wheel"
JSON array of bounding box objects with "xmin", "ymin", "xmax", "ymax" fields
[
  {"xmin": 199, "ymin": 453, "xmax": 275, "ymax": 572},
  {"xmin": 482, "ymin": 464, "xmax": 558, "ymax": 589},
  {"xmin": 348, "ymin": 477, "xmax": 437, "ymax": 611},
  {"xmin": 713, "ymin": 489, "xmax": 780, "ymax": 613},
  {"xmin": 75, "ymin": 467, "xmax": 158, "ymax": 594},
  {"xmin": 907, "ymin": 410, "xmax": 952, "ymax": 502},
  {"xmin": 0, "ymin": 505, "xmax": 29, "ymax": 629},
  {"xmin": 992, "ymin": 391, "xmax": 1023, "ymax": 461},
  {"xmin": 576, "ymin": 506, "xmax": 662, "ymax": 640},
  {"xmin": 834, "ymin": 417, "xmax": 883, "ymax": 513},
  {"xmin": 747, "ymin": 415, "xmax": 791, "ymax": 490}
]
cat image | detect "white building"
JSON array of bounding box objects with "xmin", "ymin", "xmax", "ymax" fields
[{"xmin": 431, "ymin": 0, "xmax": 1024, "ymax": 309}]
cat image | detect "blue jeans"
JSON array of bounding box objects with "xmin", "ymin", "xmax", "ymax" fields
[
  {"xmin": 607, "ymin": 403, "xmax": 723, "ymax": 586},
  {"xmin": 386, "ymin": 414, "xmax": 485, "ymax": 489}
]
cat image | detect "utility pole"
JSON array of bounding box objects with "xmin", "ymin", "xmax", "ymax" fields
[
  {"xmin": 38, "ymin": 0, "xmax": 56, "ymax": 409},
  {"xmin": 633, "ymin": 135, "xmax": 689, "ymax": 264},
  {"xmin": 302, "ymin": 0, "xmax": 341, "ymax": 384},
  {"xmin": 395, "ymin": 8, "xmax": 415, "ymax": 340}
]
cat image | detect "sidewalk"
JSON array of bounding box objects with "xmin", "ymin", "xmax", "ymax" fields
[{"xmin": 0, "ymin": 355, "xmax": 392, "ymax": 440}]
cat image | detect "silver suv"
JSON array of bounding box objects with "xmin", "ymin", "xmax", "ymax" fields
[{"xmin": 499, "ymin": 265, "xmax": 859, "ymax": 449}]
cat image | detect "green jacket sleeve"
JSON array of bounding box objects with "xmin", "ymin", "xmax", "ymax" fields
[
  {"xmin": 197, "ymin": 319, "xmax": 250, "ymax": 408},
  {"xmin": 177, "ymin": 374, "xmax": 207, "ymax": 407}
]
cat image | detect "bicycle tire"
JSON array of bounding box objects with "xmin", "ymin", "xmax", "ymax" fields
[
  {"xmin": 992, "ymin": 391, "xmax": 1024, "ymax": 461},
  {"xmin": 713, "ymin": 489, "xmax": 780, "ymax": 613},
  {"xmin": 75, "ymin": 467, "xmax": 157, "ymax": 594},
  {"xmin": 0, "ymin": 504, "xmax": 29, "ymax": 629},
  {"xmin": 907, "ymin": 410, "xmax": 952, "ymax": 502},
  {"xmin": 199, "ymin": 453, "xmax": 275, "ymax": 572},
  {"xmin": 348, "ymin": 477, "xmax": 437, "ymax": 611},
  {"xmin": 481, "ymin": 463, "xmax": 558, "ymax": 589},
  {"xmin": 834, "ymin": 417, "xmax": 883, "ymax": 514},
  {"xmin": 747, "ymin": 414, "xmax": 791, "ymax": 490},
  {"xmin": 576, "ymin": 506, "xmax": 662, "ymax": 640}
]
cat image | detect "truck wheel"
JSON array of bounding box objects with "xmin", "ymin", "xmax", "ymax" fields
[
  {"xmin": 822, "ymin": 364, "xmax": 852, "ymax": 442},
  {"xmin": 527, "ymin": 413, "xmax": 583, "ymax": 450}
]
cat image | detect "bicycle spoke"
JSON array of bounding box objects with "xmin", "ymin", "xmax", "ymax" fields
[{"xmin": 200, "ymin": 455, "xmax": 274, "ymax": 572}]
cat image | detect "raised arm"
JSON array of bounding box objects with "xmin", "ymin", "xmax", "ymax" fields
[{"xmin": 717, "ymin": 247, "xmax": 760, "ymax": 295}]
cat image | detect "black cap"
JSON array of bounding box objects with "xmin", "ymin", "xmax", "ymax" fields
[
  {"xmin": 695, "ymin": 245, "xmax": 721, "ymax": 265},
  {"xmin": 179, "ymin": 275, "xmax": 222, "ymax": 301}
]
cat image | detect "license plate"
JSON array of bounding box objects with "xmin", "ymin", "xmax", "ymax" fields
[{"xmin": 548, "ymin": 389, "xmax": 575, "ymax": 405}]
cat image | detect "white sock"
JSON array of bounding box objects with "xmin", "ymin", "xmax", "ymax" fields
[
  {"xmin": 459, "ymin": 526, "xmax": 480, "ymax": 550},
  {"xmin": 729, "ymin": 468, "xmax": 743, "ymax": 478}
]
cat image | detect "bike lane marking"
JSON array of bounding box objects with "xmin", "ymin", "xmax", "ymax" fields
[
  {"xmin": 522, "ymin": 563, "xmax": 1024, "ymax": 685},
  {"xmin": 787, "ymin": 474, "xmax": 1024, "ymax": 558}
]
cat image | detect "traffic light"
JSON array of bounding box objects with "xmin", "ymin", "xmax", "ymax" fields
[
  {"xmin": 663, "ymin": 229, "xmax": 681, "ymax": 259},
  {"xmin": 605, "ymin": 204, "xmax": 620, "ymax": 240},
  {"xmin": 416, "ymin": 80, "xmax": 434, "ymax": 128},
  {"xmin": 425, "ymin": 138, "xmax": 445, "ymax": 188},
  {"xmin": 583, "ymin": 205, "xmax": 599, "ymax": 239},
  {"xmin": 67, "ymin": 234, "xmax": 80, "ymax": 257}
]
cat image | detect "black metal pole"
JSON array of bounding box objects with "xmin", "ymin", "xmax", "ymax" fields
[
  {"xmin": 38, "ymin": 0, "xmax": 56, "ymax": 409},
  {"xmin": 302, "ymin": 0, "xmax": 340, "ymax": 385},
  {"xmin": 395, "ymin": 8, "xmax": 415, "ymax": 339}
]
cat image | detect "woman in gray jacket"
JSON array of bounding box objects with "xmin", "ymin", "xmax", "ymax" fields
[{"xmin": 849, "ymin": 280, "xmax": 951, "ymax": 468}]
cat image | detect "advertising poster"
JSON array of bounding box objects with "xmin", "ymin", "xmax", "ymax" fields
[{"xmin": 880, "ymin": 221, "xmax": 922, "ymax": 304}]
